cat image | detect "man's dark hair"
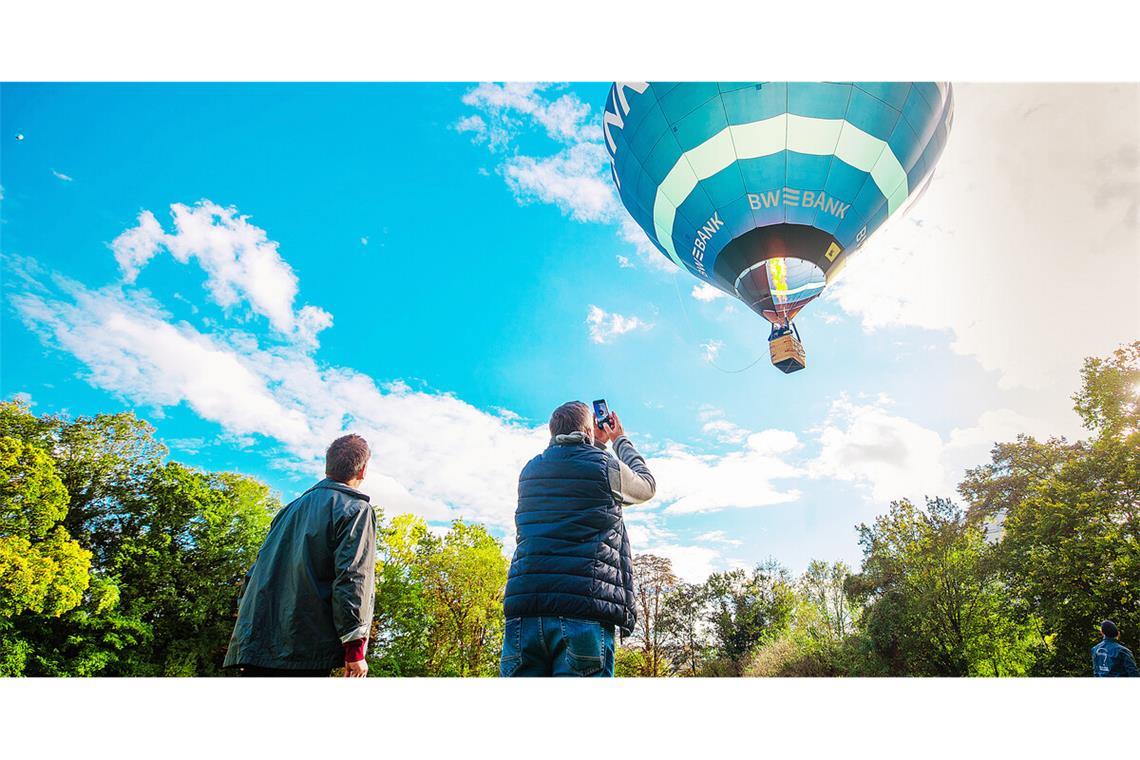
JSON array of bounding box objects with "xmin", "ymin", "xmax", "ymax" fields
[
  {"xmin": 1102, "ymin": 620, "xmax": 1119, "ymax": 638},
  {"xmin": 549, "ymin": 401, "xmax": 591, "ymax": 437},
  {"xmin": 326, "ymin": 434, "xmax": 370, "ymax": 482}
]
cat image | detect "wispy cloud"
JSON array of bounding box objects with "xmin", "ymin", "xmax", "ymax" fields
[
  {"xmin": 698, "ymin": 405, "xmax": 749, "ymax": 443},
  {"xmin": 51, "ymin": 169, "xmax": 73, "ymax": 182},
  {"xmin": 501, "ymin": 142, "xmax": 617, "ymax": 223},
  {"xmin": 452, "ymin": 114, "xmax": 486, "ymax": 139},
  {"xmin": 624, "ymin": 511, "xmax": 727, "ymax": 581},
  {"xmin": 459, "ymin": 82, "xmax": 597, "ymax": 147},
  {"xmin": 692, "ymin": 283, "xmax": 727, "ymax": 302},
  {"xmin": 700, "ymin": 340, "xmax": 723, "ymax": 363},
  {"xmin": 111, "ymin": 201, "xmax": 332, "ymax": 348},
  {"xmin": 695, "ymin": 530, "xmax": 743, "ymax": 547},
  {"xmin": 456, "ymin": 82, "xmax": 671, "ymax": 270},
  {"xmin": 586, "ymin": 304, "xmax": 652, "ymax": 344}
]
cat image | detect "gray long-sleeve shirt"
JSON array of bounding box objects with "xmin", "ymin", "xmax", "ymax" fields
[{"xmin": 606, "ymin": 435, "xmax": 656, "ymax": 505}]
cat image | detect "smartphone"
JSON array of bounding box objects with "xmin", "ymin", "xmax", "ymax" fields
[{"xmin": 592, "ymin": 399, "xmax": 611, "ymax": 428}]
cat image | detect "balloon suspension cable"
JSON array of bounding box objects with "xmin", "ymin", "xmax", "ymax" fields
[{"xmin": 670, "ymin": 269, "xmax": 769, "ymax": 374}]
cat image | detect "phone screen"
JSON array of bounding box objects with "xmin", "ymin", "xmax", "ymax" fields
[{"xmin": 592, "ymin": 399, "xmax": 609, "ymax": 425}]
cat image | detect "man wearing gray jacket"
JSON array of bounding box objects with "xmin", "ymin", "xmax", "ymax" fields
[{"xmin": 224, "ymin": 434, "xmax": 377, "ymax": 677}]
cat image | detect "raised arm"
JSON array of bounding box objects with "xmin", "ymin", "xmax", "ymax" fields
[{"xmin": 604, "ymin": 413, "xmax": 656, "ymax": 505}]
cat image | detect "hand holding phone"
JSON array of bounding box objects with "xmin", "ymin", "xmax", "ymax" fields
[
  {"xmin": 592, "ymin": 399, "xmax": 627, "ymax": 444},
  {"xmin": 606, "ymin": 412, "xmax": 625, "ymax": 439},
  {"xmin": 592, "ymin": 399, "xmax": 612, "ymax": 429}
]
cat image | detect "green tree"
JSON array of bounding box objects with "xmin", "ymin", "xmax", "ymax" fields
[
  {"xmin": 631, "ymin": 553, "xmax": 678, "ymax": 676},
  {"xmin": 370, "ymin": 513, "xmax": 433, "ymax": 676},
  {"xmin": 658, "ymin": 581, "xmax": 712, "ymax": 676},
  {"xmin": 961, "ymin": 342, "xmax": 1139, "ymax": 674},
  {"xmin": 614, "ymin": 646, "xmax": 647, "ymax": 677},
  {"xmin": 421, "ymin": 520, "xmax": 509, "ymax": 676},
  {"xmin": 702, "ymin": 560, "xmax": 795, "ymax": 676},
  {"xmin": 0, "ymin": 401, "xmax": 278, "ymax": 676},
  {"xmin": 847, "ymin": 498, "xmax": 1037, "ymax": 676},
  {"xmin": 106, "ymin": 464, "xmax": 278, "ymax": 675},
  {"xmin": 0, "ymin": 436, "xmax": 91, "ymax": 617},
  {"xmin": 746, "ymin": 560, "xmax": 866, "ymax": 677},
  {"xmin": 0, "ymin": 433, "xmax": 92, "ymax": 675},
  {"xmin": 372, "ymin": 515, "xmax": 508, "ymax": 676},
  {"xmin": 799, "ymin": 560, "xmax": 857, "ymax": 643}
]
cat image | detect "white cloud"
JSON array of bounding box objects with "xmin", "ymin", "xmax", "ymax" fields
[
  {"xmin": 618, "ymin": 216, "xmax": 674, "ymax": 271},
  {"xmin": 110, "ymin": 201, "xmax": 332, "ymax": 347},
  {"xmin": 623, "ymin": 511, "xmax": 726, "ymax": 581},
  {"xmin": 360, "ymin": 237, "xmax": 369, "ymax": 246},
  {"xmin": 700, "ymin": 340, "xmax": 724, "ymax": 363},
  {"xmin": 810, "ymin": 394, "xmax": 946, "ymax": 503},
  {"xmin": 695, "ymin": 530, "xmax": 743, "ymax": 547},
  {"xmin": 460, "ymin": 82, "xmax": 596, "ymax": 145},
  {"xmin": 652, "ymin": 428, "xmax": 802, "ymax": 514},
  {"xmin": 452, "ymin": 114, "xmax": 486, "ymax": 138},
  {"xmin": 827, "ymin": 84, "xmax": 1140, "ymax": 393},
  {"xmin": 692, "ymin": 283, "xmax": 727, "ymax": 302},
  {"xmin": 697, "ymin": 406, "xmax": 748, "ymax": 443},
  {"xmin": 457, "ymin": 83, "xmax": 676, "ymax": 269},
  {"xmin": 702, "ymin": 418, "xmax": 748, "ymax": 443},
  {"xmin": 51, "ymin": 169, "xmax": 73, "ymax": 182},
  {"xmin": 12, "ymin": 275, "xmax": 549, "ymax": 531},
  {"xmin": 647, "ymin": 543, "xmax": 723, "ymax": 582},
  {"xmin": 501, "ymin": 142, "xmax": 617, "ymax": 223},
  {"xmin": 586, "ymin": 304, "xmax": 652, "ymax": 344},
  {"xmin": 616, "ymin": 255, "xmax": 632, "ymax": 268},
  {"xmin": 809, "ymin": 394, "xmax": 1054, "ymax": 503},
  {"xmin": 11, "ymin": 282, "xmax": 314, "ymax": 447}
]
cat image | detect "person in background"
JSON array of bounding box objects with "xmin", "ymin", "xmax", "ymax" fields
[
  {"xmin": 1092, "ymin": 619, "xmax": 1138, "ymax": 677},
  {"xmin": 500, "ymin": 401, "xmax": 656, "ymax": 677},
  {"xmin": 224, "ymin": 434, "xmax": 377, "ymax": 677}
]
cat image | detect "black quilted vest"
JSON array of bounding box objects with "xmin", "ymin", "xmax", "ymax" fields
[{"xmin": 503, "ymin": 440, "xmax": 636, "ymax": 634}]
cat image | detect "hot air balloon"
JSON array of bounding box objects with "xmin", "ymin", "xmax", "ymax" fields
[{"xmin": 603, "ymin": 82, "xmax": 953, "ymax": 373}]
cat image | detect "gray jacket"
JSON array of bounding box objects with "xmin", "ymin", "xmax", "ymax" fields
[{"xmin": 223, "ymin": 479, "xmax": 377, "ymax": 670}]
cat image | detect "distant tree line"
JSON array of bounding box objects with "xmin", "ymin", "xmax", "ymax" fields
[{"xmin": 1, "ymin": 343, "xmax": 1135, "ymax": 676}]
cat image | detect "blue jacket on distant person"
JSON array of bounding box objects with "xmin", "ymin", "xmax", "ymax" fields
[{"xmin": 1092, "ymin": 637, "xmax": 1138, "ymax": 677}]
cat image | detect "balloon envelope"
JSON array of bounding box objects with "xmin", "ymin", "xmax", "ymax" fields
[{"xmin": 604, "ymin": 82, "xmax": 953, "ymax": 326}]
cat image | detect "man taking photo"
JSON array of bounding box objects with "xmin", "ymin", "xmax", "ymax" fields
[
  {"xmin": 500, "ymin": 401, "xmax": 656, "ymax": 677},
  {"xmin": 224, "ymin": 434, "xmax": 377, "ymax": 677}
]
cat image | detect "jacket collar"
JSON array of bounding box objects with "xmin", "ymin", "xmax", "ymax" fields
[
  {"xmin": 308, "ymin": 478, "xmax": 370, "ymax": 502},
  {"xmin": 551, "ymin": 431, "xmax": 594, "ymax": 447}
]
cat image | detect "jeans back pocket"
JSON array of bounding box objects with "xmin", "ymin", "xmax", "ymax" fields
[
  {"xmin": 499, "ymin": 617, "xmax": 523, "ymax": 677},
  {"xmin": 560, "ymin": 617, "xmax": 605, "ymax": 676}
]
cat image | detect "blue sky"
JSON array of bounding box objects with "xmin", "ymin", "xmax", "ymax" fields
[{"xmin": 2, "ymin": 82, "xmax": 1137, "ymax": 580}]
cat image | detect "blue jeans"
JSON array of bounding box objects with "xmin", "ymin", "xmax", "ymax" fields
[{"xmin": 499, "ymin": 616, "xmax": 615, "ymax": 677}]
